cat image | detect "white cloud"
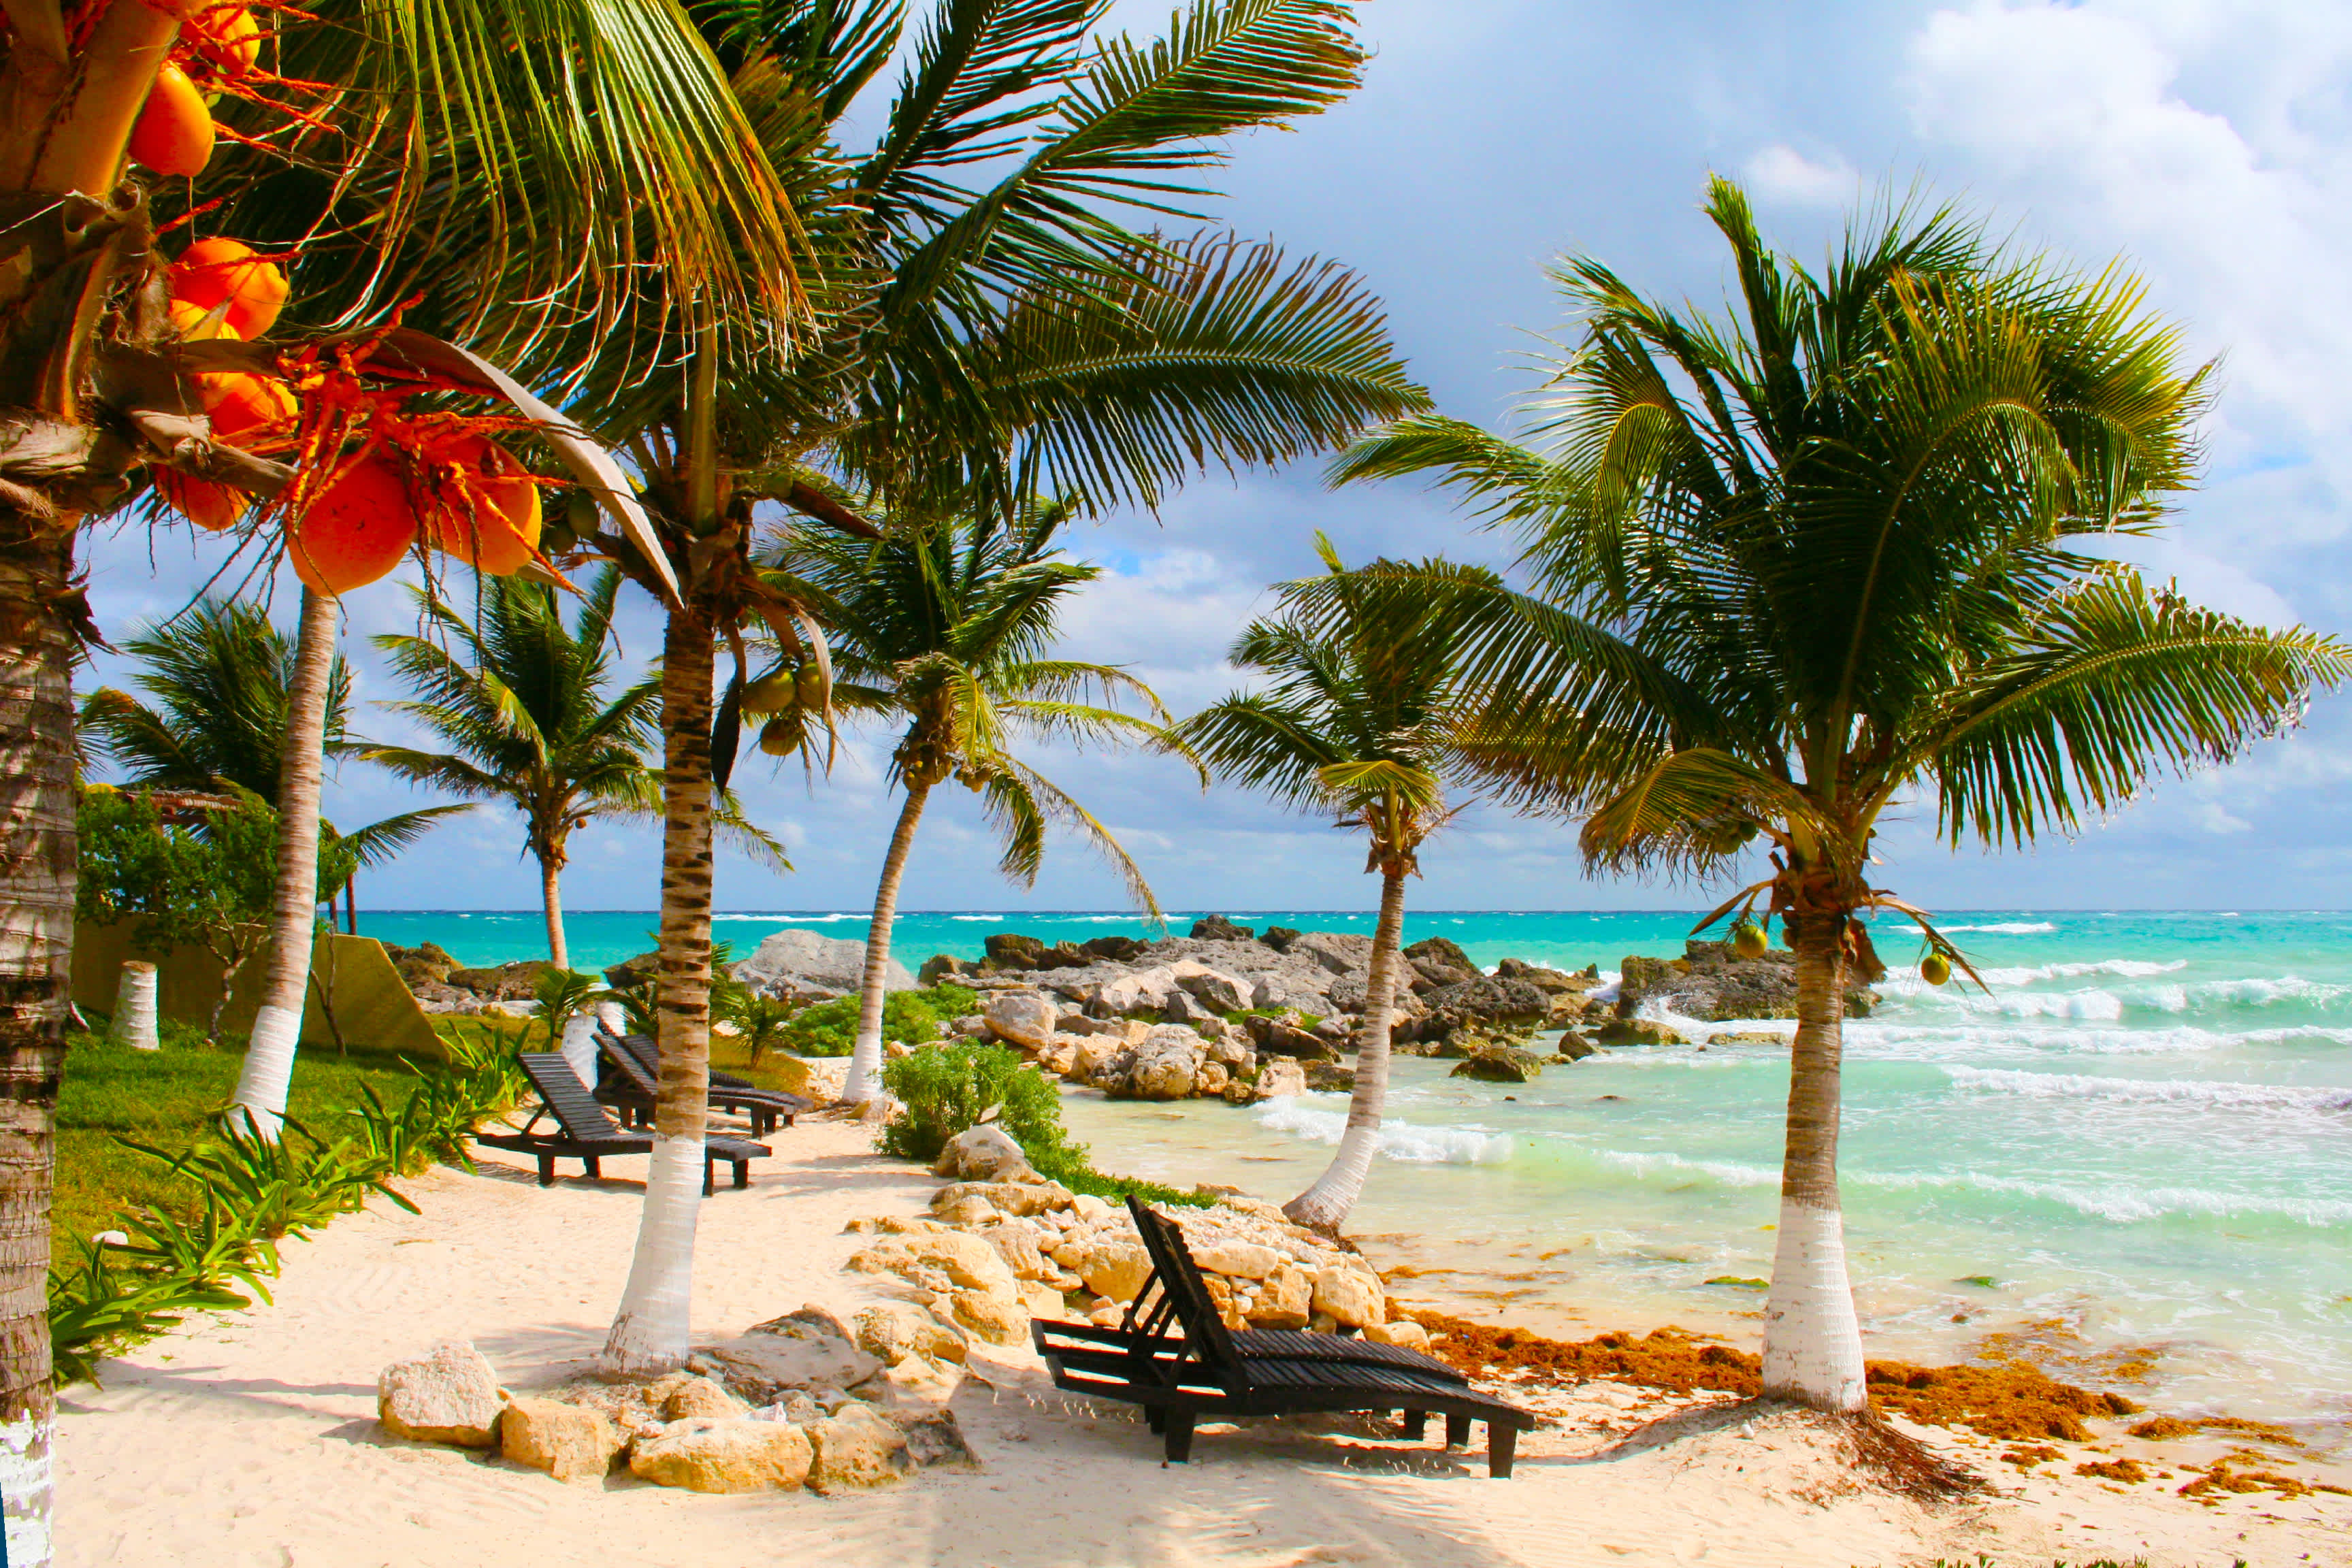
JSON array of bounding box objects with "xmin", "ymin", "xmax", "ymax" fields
[{"xmin": 1744, "ymin": 143, "xmax": 1859, "ymax": 207}]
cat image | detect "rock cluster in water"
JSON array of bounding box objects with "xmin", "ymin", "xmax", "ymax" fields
[
  {"xmin": 913, "ymin": 915, "xmax": 1614, "ymax": 1096},
  {"xmin": 384, "ymin": 942, "xmax": 557, "ymax": 1016},
  {"xmin": 1615, "ymin": 938, "xmax": 1878, "ymax": 1024}
]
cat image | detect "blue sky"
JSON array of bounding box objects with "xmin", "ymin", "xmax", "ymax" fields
[{"xmin": 84, "ymin": 0, "xmax": 2352, "ymax": 913}]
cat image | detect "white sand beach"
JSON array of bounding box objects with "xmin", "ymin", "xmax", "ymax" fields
[{"xmin": 57, "ymin": 1121, "xmax": 2352, "ymax": 1568}]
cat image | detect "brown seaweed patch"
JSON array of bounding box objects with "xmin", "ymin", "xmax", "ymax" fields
[
  {"xmin": 2002, "ymin": 1444, "xmax": 2063, "ymax": 1469},
  {"xmin": 1413, "ymin": 1311, "xmax": 2143, "ymax": 1441},
  {"xmin": 2177, "ymin": 1459, "xmax": 2351, "ymax": 1500},
  {"xmin": 2129, "ymin": 1414, "xmax": 2302, "ymax": 1446},
  {"xmin": 2076, "ymin": 1457, "xmax": 2151, "ymax": 1483}
]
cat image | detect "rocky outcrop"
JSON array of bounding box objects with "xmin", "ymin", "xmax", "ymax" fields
[
  {"xmin": 499, "ymin": 1396, "xmax": 624, "ymax": 1483},
  {"xmin": 1614, "ymin": 938, "xmax": 1876, "ymax": 1022},
  {"xmin": 1448, "ymin": 1046, "xmax": 1546, "ymax": 1083},
  {"xmin": 930, "ymin": 1124, "xmax": 1036, "ymax": 1183},
  {"xmin": 385, "ymin": 947, "xmax": 558, "ymax": 1016},
  {"xmin": 629, "ymin": 1416, "xmax": 815, "ymax": 1493},
  {"xmin": 1594, "ymin": 1016, "xmax": 1688, "ymax": 1046},
  {"xmin": 733, "ymin": 929, "xmax": 915, "ymax": 1000}
]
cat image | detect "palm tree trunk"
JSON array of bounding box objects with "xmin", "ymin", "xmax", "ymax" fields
[
  {"xmin": 1759, "ymin": 909, "xmax": 1866, "ymax": 1411},
  {"xmin": 842, "ymin": 781, "xmax": 932, "ymax": 1105},
  {"xmin": 602, "ymin": 597, "xmax": 715, "ymax": 1375},
  {"xmin": 539, "ymin": 850, "xmax": 568, "ymax": 970},
  {"xmin": 0, "ymin": 528, "xmax": 77, "ymax": 1568},
  {"xmin": 1283, "ymin": 864, "xmax": 1405, "ymax": 1232},
  {"xmin": 229, "ymin": 587, "xmax": 336, "ymax": 1139}
]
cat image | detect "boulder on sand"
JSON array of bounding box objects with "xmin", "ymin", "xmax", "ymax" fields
[
  {"xmin": 378, "ymin": 1341, "xmax": 504, "ymax": 1447},
  {"xmin": 732, "ymin": 929, "xmax": 913, "ymax": 999},
  {"xmin": 981, "ymin": 990, "xmax": 1058, "ymax": 1051},
  {"xmin": 629, "ymin": 1417, "xmax": 813, "ymax": 1493},
  {"xmin": 931, "ymin": 1123, "xmax": 1038, "ymax": 1183},
  {"xmin": 500, "ymin": 1396, "xmax": 623, "ymax": 1483}
]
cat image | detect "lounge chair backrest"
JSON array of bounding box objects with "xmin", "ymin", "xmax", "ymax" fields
[
  {"xmin": 598, "ymin": 1031, "xmax": 659, "ymax": 1096},
  {"xmin": 1122, "ymin": 1196, "xmax": 1243, "ymax": 1381},
  {"xmin": 516, "ymin": 1053, "xmax": 632, "ymax": 1141}
]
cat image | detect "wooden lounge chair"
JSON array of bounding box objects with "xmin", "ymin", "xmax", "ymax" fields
[
  {"xmin": 478, "ymin": 1053, "xmax": 770, "ymax": 1194},
  {"xmin": 595, "ymin": 1028, "xmax": 809, "ymax": 1137},
  {"xmin": 1036, "ymin": 1198, "xmax": 1475, "ymax": 1384},
  {"xmin": 1032, "ymin": 1197, "xmax": 1534, "ymax": 1475}
]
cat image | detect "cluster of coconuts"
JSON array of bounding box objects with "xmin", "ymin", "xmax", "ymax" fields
[
  {"xmin": 128, "ymin": 5, "xmax": 268, "ymax": 179},
  {"xmin": 744, "ymin": 662, "xmax": 826, "ymax": 755},
  {"xmin": 1728, "ymin": 913, "xmax": 1952, "ymax": 985}
]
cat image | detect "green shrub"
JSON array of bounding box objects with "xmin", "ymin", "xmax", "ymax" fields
[
  {"xmin": 878, "ymin": 1040, "xmax": 1065, "ymax": 1164},
  {"xmin": 878, "ymin": 1039, "xmax": 1213, "ymax": 1207},
  {"xmin": 780, "ymin": 984, "xmax": 979, "ymax": 1058}
]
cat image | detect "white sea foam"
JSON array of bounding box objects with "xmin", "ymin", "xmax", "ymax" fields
[
  {"xmin": 1971, "ymin": 958, "xmax": 2188, "ymax": 986},
  {"xmin": 712, "ymin": 911, "xmax": 866, "ymax": 922},
  {"xmin": 1942, "ymin": 1064, "xmax": 2352, "ymax": 1111},
  {"xmin": 950, "ymin": 913, "xmax": 1007, "ymax": 921},
  {"xmin": 1578, "ymin": 1145, "xmax": 2352, "ymax": 1226},
  {"xmin": 1939, "ymin": 921, "xmax": 2057, "ymax": 934},
  {"xmin": 1252, "ymin": 1097, "xmax": 1514, "ymax": 1165}
]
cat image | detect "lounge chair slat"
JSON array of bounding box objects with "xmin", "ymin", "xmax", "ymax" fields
[{"xmin": 483, "ymin": 1054, "xmax": 772, "ymax": 1195}]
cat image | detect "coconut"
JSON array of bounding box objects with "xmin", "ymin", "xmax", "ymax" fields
[
  {"xmin": 1920, "ymin": 952, "xmax": 1951, "ymax": 987},
  {"xmin": 287, "ymin": 455, "xmax": 419, "ymax": 595},
  {"xmin": 129, "ymin": 63, "xmax": 212, "ymax": 178},
  {"xmin": 741, "ymin": 670, "xmax": 797, "ymax": 715},
  {"xmin": 172, "ymin": 239, "xmax": 289, "ymax": 340}
]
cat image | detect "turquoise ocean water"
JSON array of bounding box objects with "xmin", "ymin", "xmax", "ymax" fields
[{"xmin": 372, "ymin": 907, "xmax": 2352, "ymax": 1431}]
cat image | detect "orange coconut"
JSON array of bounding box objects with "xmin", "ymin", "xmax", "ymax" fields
[
  {"xmin": 418, "ymin": 436, "xmax": 542, "ymax": 576},
  {"xmin": 154, "ymin": 472, "xmax": 244, "ymax": 532},
  {"xmin": 189, "ymin": 5, "xmax": 261, "ymax": 74},
  {"xmin": 127, "ymin": 63, "xmax": 213, "ymax": 178},
  {"xmin": 172, "ymin": 238, "xmax": 289, "ymax": 339},
  {"xmin": 286, "ymin": 455, "xmax": 419, "ymax": 595},
  {"xmin": 167, "ymin": 298, "xmax": 239, "ymax": 341}
]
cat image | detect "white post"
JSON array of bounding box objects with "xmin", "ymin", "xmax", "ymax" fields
[{"xmin": 107, "ymin": 961, "xmax": 160, "ymax": 1051}]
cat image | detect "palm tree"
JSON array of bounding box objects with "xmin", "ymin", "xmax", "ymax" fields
[
  {"xmin": 1329, "ymin": 178, "xmax": 2352, "ymax": 1412},
  {"xmin": 1171, "ymin": 541, "xmax": 1489, "ymax": 1231},
  {"xmin": 0, "ymin": 5, "xmax": 801, "ymax": 1544},
  {"xmin": 361, "ymin": 568, "xmax": 787, "ymax": 970},
  {"xmin": 772, "ymin": 504, "xmax": 1187, "ymax": 1105},
  {"xmin": 498, "ymin": 0, "xmax": 1426, "ymax": 1377},
  {"xmin": 81, "ymin": 595, "xmax": 468, "ymax": 1128}
]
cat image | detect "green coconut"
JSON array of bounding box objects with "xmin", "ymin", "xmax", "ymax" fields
[
  {"xmin": 1920, "ymin": 951, "xmax": 1952, "ymax": 986},
  {"xmin": 757, "ymin": 713, "xmax": 805, "ymax": 757},
  {"xmin": 741, "ymin": 670, "xmax": 797, "ymax": 716},
  {"xmin": 794, "ymin": 661, "xmax": 826, "ymax": 710},
  {"xmin": 1731, "ymin": 921, "xmax": 1769, "ymax": 960}
]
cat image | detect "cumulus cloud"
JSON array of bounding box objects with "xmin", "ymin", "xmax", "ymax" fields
[{"xmin": 1744, "ymin": 143, "xmax": 1859, "ymax": 206}]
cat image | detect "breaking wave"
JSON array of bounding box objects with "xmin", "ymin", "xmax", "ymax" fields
[
  {"xmin": 1252, "ymin": 1097, "xmax": 1514, "ymax": 1166},
  {"xmin": 1942, "ymin": 1064, "xmax": 2352, "ymax": 1112}
]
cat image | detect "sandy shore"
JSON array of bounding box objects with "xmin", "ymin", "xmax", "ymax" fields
[{"xmin": 58, "ymin": 1120, "xmax": 2352, "ymax": 1568}]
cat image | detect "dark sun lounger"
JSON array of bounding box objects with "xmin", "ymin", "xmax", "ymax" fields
[
  {"xmin": 595, "ymin": 1028, "xmax": 810, "ymax": 1137},
  {"xmin": 1032, "ymin": 1196, "xmax": 1534, "ymax": 1475},
  {"xmin": 478, "ymin": 1053, "xmax": 770, "ymax": 1194}
]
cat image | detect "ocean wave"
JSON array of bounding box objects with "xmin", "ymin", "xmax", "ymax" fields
[
  {"xmin": 1880, "ymin": 972, "xmax": 2352, "ymax": 1022},
  {"xmin": 1579, "ymin": 1145, "xmax": 2352, "ymax": 1226},
  {"xmin": 1970, "ymin": 959, "xmax": 2188, "ymax": 986},
  {"xmin": 1942, "ymin": 1064, "xmax": 2352, "ymax": 1111},
  {"xmin": 714, "ymin": 913, "xmax": 868, "ymax": 924},
  {"xmin": 1849, "ymin": 1020, "xmax": 2352, "ymax": 1058},
  {"xmin": 950, "ymin": 914, "xmax": 1007, "ymax": 921},
  {"xmin": 1939, "ymin": 921, "xmax": 2057, "ymax": 934},
  {"xmin": 1252, "ymin": 1097, "xmax": 1514, "ymax": 1166}
]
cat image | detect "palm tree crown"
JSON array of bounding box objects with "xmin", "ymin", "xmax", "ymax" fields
[
  {"xmin": 361, "ymin": 568, "xmax": 786, "ymax": 968},
  {"xmin": 82, "ymin": 600, "xmax": 353, "ymax": 802},
  {"xmin": 777, "ymin": 505, "xmax": 1179, "ymax": 901},
  {"xmin": 1333, "ymin": 177, "xmax": 2352, "ymax": 1409}
]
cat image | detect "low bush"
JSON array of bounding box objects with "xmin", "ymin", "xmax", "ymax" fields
[
  {"xmin": 878, "ymin": 1039, "xmax": 1213, "ymax": 1208},
  {"xmin": 779, "ymin": 984, "xmax": 978, "ymax": 1057}
]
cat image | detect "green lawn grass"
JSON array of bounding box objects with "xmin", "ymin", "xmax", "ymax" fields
[{"xmin": 54, "ymin": 1013, "xmax": 436, "ymax": 1256}]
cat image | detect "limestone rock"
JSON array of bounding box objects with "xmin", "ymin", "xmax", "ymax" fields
[
  {"xmin": 1705, "ymin": 1030, "xmax": 1788, "ymax": 1047},
  {"xmin": 1068, "ymin": 1193, "xmax": 1112, "ymax": 1223},
  {"xmin": 850, "ymin": 1350, "xmax": 963, "ymax": 1410},
  {"xmin": 734, "ymin": 928, "xmax": 912, "ymax": 999},
  {"xmin": 378, "ymin": 1341, "xmax": 503, "ymax": 1448},
  {"xmin": 1077, "ymin": 1241, "xmax": 1152, "ymax": 1303},
  {"xmin": 661, "ymin": 1374, "xmax": 747, "ymax": 1421},
  {"xmin": 931, "ymin": 1123, "xmax": 1036, "ymax": 1183},
  {"xmin": 1554, "ymin": 1036, "xmax": 1597, "ymax": 1062},
  {"xmin": 895, "ymin": 1409, "xmax": 980, "ymax": 1471},
  {"xmin": 1304, "ymin": 1060, "xmax": 1356, "ymax": 1093},
  {"xmin": 808, "ymin": 1403, "xmax": 917, "ymax": 1494},
  {"xmin": 1616, "ymin": 938, "xmax": 1876, "ymax": 1021},
  {"xmin": 1194, "ymin": 1060, "xmax": 1230, "ymax": 1097},
  {"xmin": 499, "ymin": 1396, "xmax": 623, "ymax": 1484},
  {"xmin": 689, "ymin": 1313, "xmax": 883, "ymax": 1404},
  {"xmin": 629, "ymin": 1416, "xmax": 814, "ymax": 1494},
  {"xmin": 1594, "ymin": 1016, "xmax": 1688, "ymax": 1047},
  {"xmin": 1173, "ymin": 961, "xmax": 1253, "ymax": 1014},
  {"xmin": 1310, "ymin": 1264, "xmax": 1386, "ymax": 1329},
  {"xmin": 981, "ymin": 1222, "xmax": 1054, "ymax": 1281},
  {"xmin": 1247, "ymin": 1264, "xmax": 1313, "ymax": 1329},
  {"xmin": 1192, "ymin": 1240, "xmax": 1280, "ymax": 1279},
  {"xmin": 1421, "ymin": 976, "xmax": 1552, "ymax": 1028},
  {"xmin": 910, "ymin": 1230, "xmax": 1019, "ymax": 1294},
  {"xmin": 1200, "ymin": 1029, "xmax": 1255, "ymax": 1070},
  {"xmin": 1189, "ymin": 915, "xmax": 1256, "ymax": 942},
  {"xmin": 1090, "ymin": 965, "xmax": 1179, "ymax": 1017},
  {"xmin": 930, "ymin": 1179, "xmax": 1072, "ymax": 1218},
  {"xmin": 982, "ymin": 990, "xmax": 1058, "ymax": 1051},
  {"xmin": 1286, "ymin": 930, "xmax": 1373, "ymax": 977},
  {"xmin": 1363, "ymin": 1319, "xmax": 1432, "ymax": 1352},
  {"xmin": 1449, "ymin": 1047, "xmax": 1546, "ymax": 1083},
  {"xmin": 1106, "ymin": 1024, "xmax": 1203, "ymax": 1100},
  {"xmin": 1251, "ymin": 1058, "xmax": 1307, "ymax": 1100},
  {"xmin": 853, "ymin": 1302, "xmax": 968, "ymax": 1367}
]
